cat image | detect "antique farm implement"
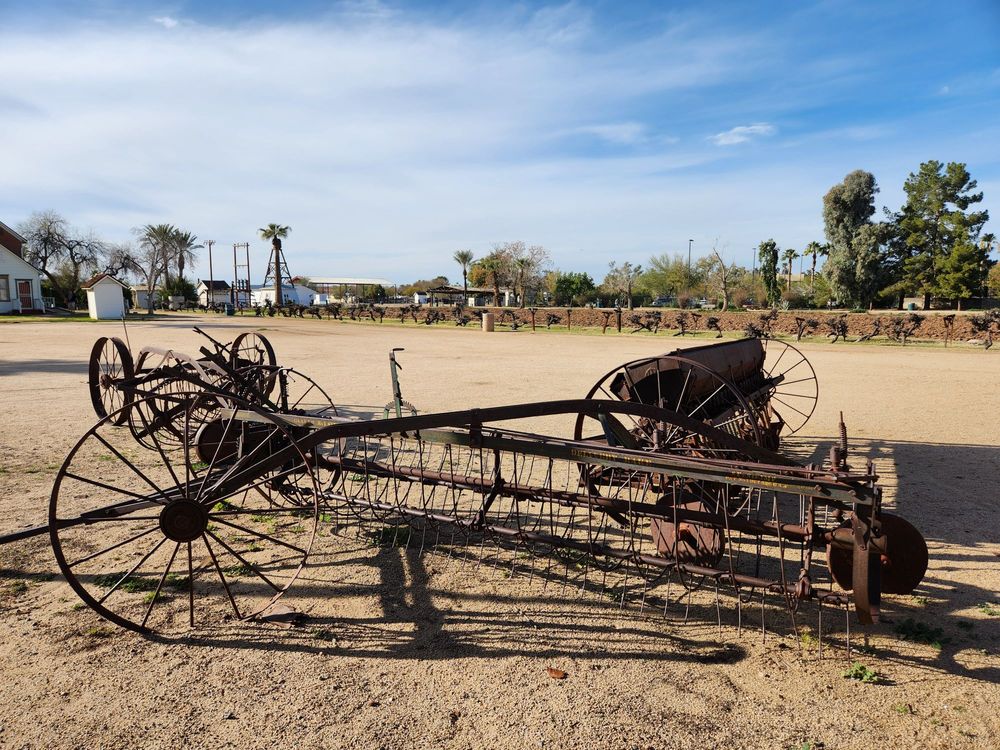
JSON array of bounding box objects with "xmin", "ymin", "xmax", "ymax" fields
[{"xmin": 3, "ymin": 332, "xmax": 928, "ymax": 645}]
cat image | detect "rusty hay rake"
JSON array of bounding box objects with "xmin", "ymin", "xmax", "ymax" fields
[{"xmin": 2, "ymin": 332, "xmax": 927, "ymax": 650}]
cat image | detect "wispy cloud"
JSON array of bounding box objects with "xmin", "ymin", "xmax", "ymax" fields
[
  {"xmin": 0, "ymin": 3, "xmax": 995, "ymax": 279},
  {"xmin": 709, "ymin": 123, "xmax": 776, "ymax": 146},
  {"xmin": 565, "ymin": 122, "xmax": 649, "ymax": 145},
  {"xmin": 151, "ymin": 16, "xmax": 178, "ymax": 29}
]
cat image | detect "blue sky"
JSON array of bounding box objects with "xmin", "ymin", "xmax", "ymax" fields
[{"xmin": 1, "ymin": 0, "xmax": 998, "ymax": 283}]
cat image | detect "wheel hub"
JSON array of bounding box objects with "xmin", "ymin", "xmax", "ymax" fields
[{"xmin": 159, "ymin": 499, "xmax": 209, "ymax": 543}]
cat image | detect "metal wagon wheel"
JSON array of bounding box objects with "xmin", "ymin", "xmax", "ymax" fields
[
  {"xmin": 230, "ymin": 332, "xmax": 276, "ymax": 370},
  {"xmin": 759, "ymin": 339, "xmax": 818, "ymax": 435},
  {"xmin": 88, "ymin": 337, "xmax": 135, "ymax": 425},
  {"xmin": 229, "ymin": 333, "xmax": 278, "ymax": 398},
  {"xmin": 50, "ymin": 392, "xmax": 319, "ymax": 635},
  {"xmin": 573, "ymin": 355, "xmax": 764, "ymax": 453}
]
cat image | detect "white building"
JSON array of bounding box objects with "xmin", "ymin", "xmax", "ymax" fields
[
  {"xmin": 251, "ymin": 283, "xmax": 316, "ymax": 307},
  {"xmin": 82, "ymin": 274, "xmax": 128, "ymax": 320},
  {"xmin": 0, "ymin": 220, "xmax": 44, "ymax": 314},
  {"xmin": 196, "ymin": 279, "xmax": 231, "ymax": 307}
]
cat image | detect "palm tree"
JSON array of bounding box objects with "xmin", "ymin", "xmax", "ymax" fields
[
  {"xmin": 477, "ymin": 255, "xmax": 504, "ymax": 306},
  {"xmin": 173, "ymin": 230, "xmax": 203, "ymax": 282},
  {"xmin": 453, "ymin": 249, "xmax": 474, "ymax": 298},
  {"xmin": 514, "ymin": 256, "xmax": 531, "ymax": 308},
  {"xmin": 258, "ymin": 223, "xmax": 290, "ymax": 305},
  {"xmin": 782, "ymin": 248, "xmax": 798, "ymax": 290},
  {"xmin": 803, "ymin": 241, "xmax": 823, "ymax": 291}
]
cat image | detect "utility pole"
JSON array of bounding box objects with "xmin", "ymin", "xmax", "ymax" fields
[{"xmin": 205, "ymin": 239, "xmax": 214, "ymax": 307}]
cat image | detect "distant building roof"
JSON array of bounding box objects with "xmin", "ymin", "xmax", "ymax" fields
[
  {"xmin": 197, "ymin": 279, "xmax": 231, "ymax": 290},
  {"xmin": 309, "ymin": 276, "xmax": 394, "ymax": 287},
  {"xmin": 81, "ymin": 273, "xmax": 129, "ymax": 290}
]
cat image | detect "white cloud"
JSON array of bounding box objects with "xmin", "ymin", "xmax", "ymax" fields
[
  {"xmin": 151, "ymin": 16, "xmax": 179, "ymax": 29},
  {"xmin": 709, "ymin": 123, "xmax": 776, "ymax": 146},
  {"xmin": 567, "ymin": 122, "xmax": 648, "ymax": 145}
]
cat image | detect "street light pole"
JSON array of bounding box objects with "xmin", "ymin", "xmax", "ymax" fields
[{"xmin": 688, "ymin": 239, "xmax": 693, "ymax": 271}]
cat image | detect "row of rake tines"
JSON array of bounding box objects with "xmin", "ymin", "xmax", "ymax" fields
[{"xmin": 292, "ymin": 432, "xmax": 861, "ymax": 657}]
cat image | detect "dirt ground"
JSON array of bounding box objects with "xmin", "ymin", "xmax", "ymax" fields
[{"xmin": 0, "ymin": 315, "xmax": 998, "ymax": 750}]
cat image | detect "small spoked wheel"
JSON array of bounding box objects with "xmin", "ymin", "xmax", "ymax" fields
[
  {"xmin": 50, "ymin": 392, "xmax": 318, "ymax": 635},
  {"xmin": 229, "ymin": 333, "xmax": 278, "ymax": 398},
  {"xmin": 88, "ymin": 337, "xmax": 134, "ymax": 425},
  {"xmin": 230, "ymin": 332, "xmax": 276, "ymax": 370},
  {"xmin": 759, "ymin": 339, "xmax": 818, "ymax": 435}
]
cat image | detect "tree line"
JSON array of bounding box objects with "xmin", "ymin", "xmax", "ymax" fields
[
  {"xmin": 17, "ymin": 212, "xmax": 204, "ymax": 311},
  {"xmin": 430, "ymin": 160, "xmax": 995, "ymax": 311},
  {"xmin": 16, "ymin": 159, "xmax": 995, "ymax": 314}
]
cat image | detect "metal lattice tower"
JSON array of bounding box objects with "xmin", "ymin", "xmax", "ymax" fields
[{"xmin": 262, "ymin": 242, "xmax": 293, "ymax": 305}]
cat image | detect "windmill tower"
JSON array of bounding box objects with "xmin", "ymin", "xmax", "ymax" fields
[{"xmin": 262, "ymin": 238, "xmax": 293, "ymax": 306}]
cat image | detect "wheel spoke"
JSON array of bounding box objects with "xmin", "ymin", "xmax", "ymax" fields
[
  {"xmin": 92, "ymin": 433, "xmax": 173, "ymax": 505},
  {"xmin": 205, "ymin": 529, "xmax": 282, "ymax": 593},
  {"xmin": 141, "ymin": 541, "xmax": 181, "ymax": 629},
  {"xmin": 134, "ymin": 404, "xmax": 185, "ymax": 493},
  {"xmin": 67, "ymin": 525, "xmax": 160, "ymax": 568},
  {"xmin": 202, "ymin": 533, "xmax": 242, "ymax": 619},
  {"xmin": 62, "ymin": 471, "xmax": 168, "ymax": 506},
  {"xmin": 770, "ymin": 394, "xmax": 811, "ymax": 419},
  {"xmin": 210, "ymin": 517, "xmax": 307, "ymax": 555},
  {"xmin": 96, "ymin": 537, "xmax": 168, "ymax": 605}
]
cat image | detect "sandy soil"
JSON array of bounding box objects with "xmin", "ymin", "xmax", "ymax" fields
[{"xmin": 0, "ymin": 315, "xmax": 998, "ymax": 750}]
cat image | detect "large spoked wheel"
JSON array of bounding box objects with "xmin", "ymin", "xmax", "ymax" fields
[
  {"xmin": 574, "ymin": 355, "xmax": 764, "ymax": 454},
  {"xmin": 760, "ymin": 339, "xmax": 818, "ymax": 435},
  {"xmin": 88, "ymin": 337, "xmax": 135, "ymax": 426},
  {"xmin": 50, "ymin": 392, "xmax": 319, "ymax": 635}
]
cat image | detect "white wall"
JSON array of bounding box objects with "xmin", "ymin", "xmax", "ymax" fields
[{"xmin": 86, "ymin": 281, "xmax": 125, "ymax": 320}]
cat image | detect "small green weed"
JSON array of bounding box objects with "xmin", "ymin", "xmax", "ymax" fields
[
  {"xmin": 312, "ymin": 628, "xmax": 337, "ymax": 642},
  {"xmin": 92, "ymin": 573, "xmax": 157, "ymax": 593},
  {"xmin": 843, "ymin": 662, "xmax": 887, "ymax": 684},
  {"xmin": 141, "ymin": 591, "xmax": 174, "ymax": 604},
  {"xmin": 366, "ymin": 525, "xmax": 410, "ymax": 548},
  {"xmin": 212, "ymin": 500, "xmax": 238, "ymax": 512},
  {"xmin": 894, "ymin": 618, "xmax": 949, "ymax": 648},
  {"xmin": 893, "ymin": 703, "xmax": 914, "ymax": 715},
  {"xmin": 4, "ymin": 580, "xmax": 30, "ymax": 597},
  {"xmin": 225, "ymin": 564, "xmax": 256, "ymax": 577},
  {"xmin": 977, "ymin": 602, "xmax": 1000, "ymax": 617},
  {"xmin": 84, "ymin": 626, "xmax": 114, "ymax": 638}
]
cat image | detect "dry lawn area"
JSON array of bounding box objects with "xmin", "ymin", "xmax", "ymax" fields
[{"xmin": 0, "ymin": 315, "xmax": 998, "ymax": 750}]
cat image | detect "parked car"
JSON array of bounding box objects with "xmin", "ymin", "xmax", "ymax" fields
[{"xmin": 650, "ymin": 296, "xmax": 675, "ymax": 307}]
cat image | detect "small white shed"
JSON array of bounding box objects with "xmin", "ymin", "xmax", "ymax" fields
[{"xmin": 82, "ymin": 274, "xmax": 127, "ymax": 320}]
